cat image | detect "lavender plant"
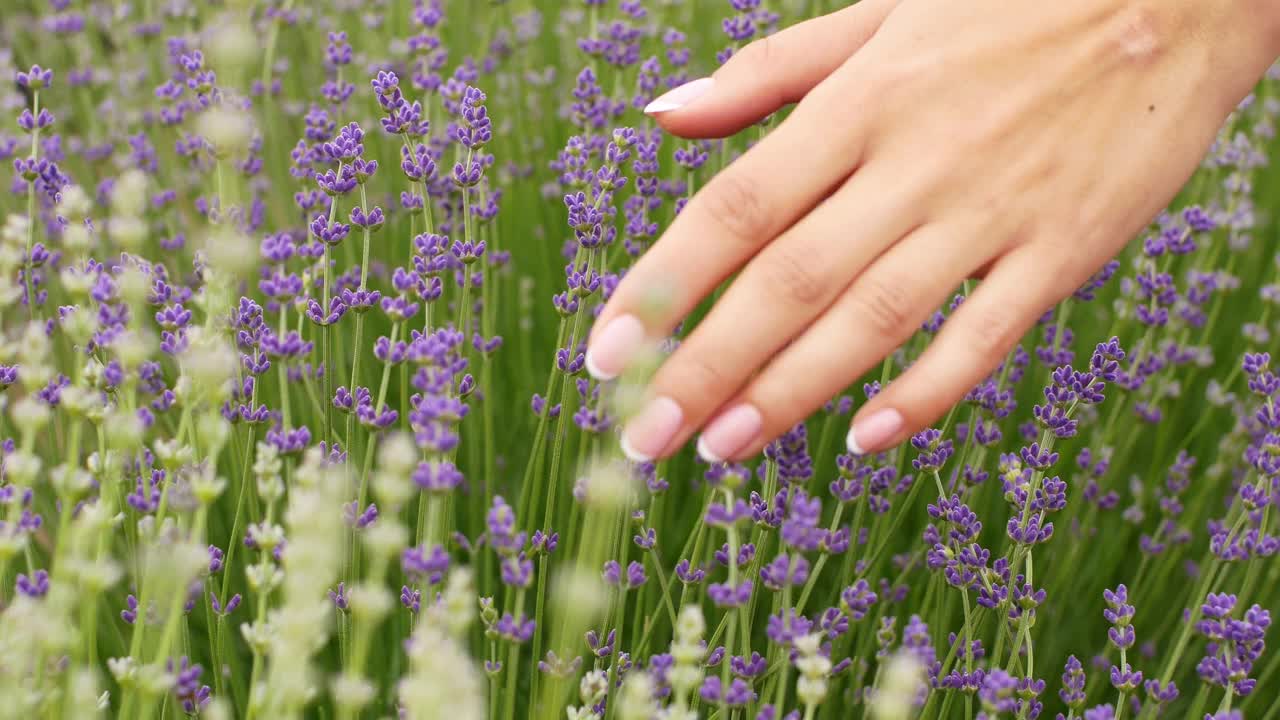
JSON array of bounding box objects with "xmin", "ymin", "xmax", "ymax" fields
[{"xmin": 0, "ymin": 1, "xmax": 1277, "ymax": 719}]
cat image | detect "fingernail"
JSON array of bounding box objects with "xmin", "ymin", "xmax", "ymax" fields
[
  {"xmin": 620, "ymin": 396, "xmax": 683, "ymax": 462},
  {"xmin": 644, "ymin": 77, "xmax": 715, "ymax": 114},
  {"xmin": 697, "ymin": 404, "xmax": 763, "ymax": 463},
  {"xmin": 847, "ymin": 409, "xmax": 904, "ymax": 455},
  {"xmin": 586, "ymin": 314, "xmax": 646, "ymax": 381}
]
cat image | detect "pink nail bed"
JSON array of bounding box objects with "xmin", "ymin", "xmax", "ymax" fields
[
  {"xmin": 620, "ymin": 396, "xmax": 683, "ymax": 463},
  {"xmin": 585, "ymin": 314, "xmax": 646, "ymax": 381},
  {"xmin": 847, "ymin": 409, "xmax": 904, "ymax": 455},
  {"xmin": 697, "ymin": 404, "xmax": 763, "ymax": 463}
]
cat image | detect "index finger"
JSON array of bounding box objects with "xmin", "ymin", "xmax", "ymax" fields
[{"xmin": 585, "ymin": 84, "xmax": 866, "ymax": 381}]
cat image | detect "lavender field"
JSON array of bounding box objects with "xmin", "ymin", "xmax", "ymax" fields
[{"xmin": 0, "ymin": 1, "xmax": 1277, "ymax": 719}]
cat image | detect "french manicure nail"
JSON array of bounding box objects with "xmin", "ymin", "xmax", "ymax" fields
[
  {"xmin": 847, "ymin": 409, "xmax": 904, "ymax": 455},
  {"xmin": 697, "ymin": 404, "xmax": 763, "ymax": 463},
  {"xmin": 644, "ymin": 77, "xmax": 715, "ymax": 114},
  {"xmin": 586, "ymin": 314, "xmax": 646, "ymax": 381},
  {"xmin": 620, "ymin": 396, "xmax": 683, "ymax": 462}
]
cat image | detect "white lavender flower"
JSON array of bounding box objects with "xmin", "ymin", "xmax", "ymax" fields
[
  {"xmin": 258, "ymin": 448, "xmax": 345, "ymax": 718},
  {"xmin": 567, "ymin": 669, "xmax": 609, "ymax": 719},
  {"xmin": 399, "ymin": 618, "xmax": 484, "ymax": 720},
  {"xmin": 65, "ymin": 668, "xmax": 106, "ymax": 718},
  {"xmin": 426, "ymin": 566, "xmax": 476, "ymax": 638},
  {"xmin": 870, "ymin": 652, "xmax": 926, "ymax": 720},
  {"xmin": 196, "ymin": 106, "xmax": 256, "ymax": 160},
  {"xmin": 794, "ymin": 632, "xmax": 833, "ymax": 708},
  {"xmin": 666, "ymin": 605, "xmax": 706, "ymax": 704},
  {"xmin": 618, "ymin": 673, "xmax": 658, "ymax": 720}
]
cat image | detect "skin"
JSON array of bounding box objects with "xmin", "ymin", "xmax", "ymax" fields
[{"xmin": 589, "ymin": 0, "xmax": 1280, "ymax": 461}]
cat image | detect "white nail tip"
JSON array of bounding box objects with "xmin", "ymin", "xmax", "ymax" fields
[
  {"xmin": 619, "ymin": 433, "xmax": 652, "ymax": 464},
  {"xmin": 846, "ymin": 427, "xmax": 865, "ymax": 456},
  {"xmin": 643, "ymin": 99, "xmax": 682, "ymax": 114},
  {"xmin": 695, "ymin": 436, "xmax": 723, "ymax": 464},
  {"xmin": 643, "ymin": 77, "xmax": 715, "ymax": 115},
  {"xmin": 584, "ymin": 351, "xmax": 617, "ymax": 382}
]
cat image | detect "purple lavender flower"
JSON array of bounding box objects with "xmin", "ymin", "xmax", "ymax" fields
[
  {"xmin": 760, "ymin": 553, "xmax": 809, "ymax": 590},
  {"xmin": 530, "ymin": 530, "xmax": 559, "ymax": 555},
  {"xmin": 714, "ymin": 542, "xmax": 755, "ymax": 568},
  {"xmin": 709, "ymin": 579, "xmax": 753, "ymax": 608},
  {"xmin": 977, "ymin": 669, "xmax": 1018, "ymax": 716},
  {"xmin": 780, "ymin": 489, "xmax": 824, "ymax": 551},
  {"xmin": 1109, "ymin": 664, "xmax": 1143, "ymax": 693},
  {"xmin": 582, "ymin": 629, "xmax": 613, "ymax": 659},
  {"xmin": 706, "ymin": 499, "xmax": 752, "ymax": 528},
  {"xmin": 911, "ymin": 428, "xmax": 954, "ymax": 472},
  {"xmin": 15, "ymin": 569, "xmax": 49, "ymax": 598},
  {"xmin": 633, "ymin": 527, "xmax": 657, "ymax": 550},
  {"xmin": 16, "ymin": 64, "xmax": 54, "ymax": 92},
  {"xmin": 210, "ymin": 592, "xmax": 241, "ymax": 617},
  {"xmin": 414, "ymin": 459, "xmax": 465, "ymax": 492},
  {"xmin": 329, "ymin": 583, "xmax": 349, "ymax": 611},
  {"xmin": 700, "ymin": 676, "xmax": 755, "ymax": 707},
  {"xmin": 1195, "ymin": 592, "xmax": 1270, "ymax": 697},
  {"xmin": 731, "ymin": 652, "xmax": 767, "ymax": 679},
  {"xmin": 343, "ymin": 501, "xmax": 378, "ymax": 529},
  {"xmin": 1143, "ymin": 678, "xmax": 1178, "ymax": 706},
  {"xmin": 1060, "ymin": 655, "xmax": 1087, "ymax": 710},
  {"xmin": 602, "ymin": 560, "xmax": 647, "ymax": 590},
  {"xmin": 398, "ymin": 585, "xmax": 421, "ymax": 614},
  {"xmin": 496, "ymin": 612, "xmax": 535, "ymax": 643},
  {"xmin": 485, "ymin": 496, "xmax": 525, "ymax": 555},
  {"xmin": 840, "ymin": 580, "xmax": 879, "ymax": 621},
  {"xmin": 1104, "ymin": 585, "xmax": 1137, "ymax": 651},
  {"xmin": 121, "ymin": 594, "xmax": 141, "ymax": 624},
  {"xmin": 676, "ymin": 559, "xmax": 706, "ymax": 585},
  {"xmin": 765, "ymin": 608, "xmax": 812, "ymax": 646},
  {"xmin": 764, "ymin": 423, "xmax": 813, "ymax": 485},
  {"xmin": 167, "ymin": 656, "xmax": 211, "ymax": 714}
]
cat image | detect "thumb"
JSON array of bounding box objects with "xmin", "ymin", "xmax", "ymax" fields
[{"xmin": 645, "ymin": 0, "xmax": 898, "ymax": 139}]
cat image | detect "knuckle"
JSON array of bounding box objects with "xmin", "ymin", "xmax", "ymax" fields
[
  {"xmin": 848, "ymin": 275, "xmax": 914, "ymax": 337},
  {"xmin": 736, "ymin": 35, "xmax": 776, "ymax": 71},
  {"xmin": 860, "ymin": 54, "xmax": 932, "ymax": 113},
  {"xmin": 859, "ymin": 63, "xmax": 905, "ymax": 104},
  {"xmin": 962, "ymin": 304, "xmax": 1024, "ymax": 360},
  {"xmin": 1036, "ymin": 241, "xmax": 1090, "ymax": 296},
  {"xmin": 761, "ymin": 246, "xmax": 829, "ymax": 306},
  {"xmin": 969, "ymin": 189, "xmax": 1017, "ymax": 230},
  {"xmin": 698, "ymin": 172, "xmax": 770, "ymax": 245},
  {"xmin": 953, "ymin": 107, "xmax": 1006, "ymax": 152},
  {"xmin": 657, "ymin": 347, "xmax": 733, "ymax": 409}
]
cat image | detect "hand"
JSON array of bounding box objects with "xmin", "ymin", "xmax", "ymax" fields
[{"xmin": 586, "ymin": 0, "xmax": 1280, "ymax": 463}]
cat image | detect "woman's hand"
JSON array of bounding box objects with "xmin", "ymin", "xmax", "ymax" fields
[{"xmin": 586, "ymin": 0, "xmax": 1280, "ymax": 463}]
